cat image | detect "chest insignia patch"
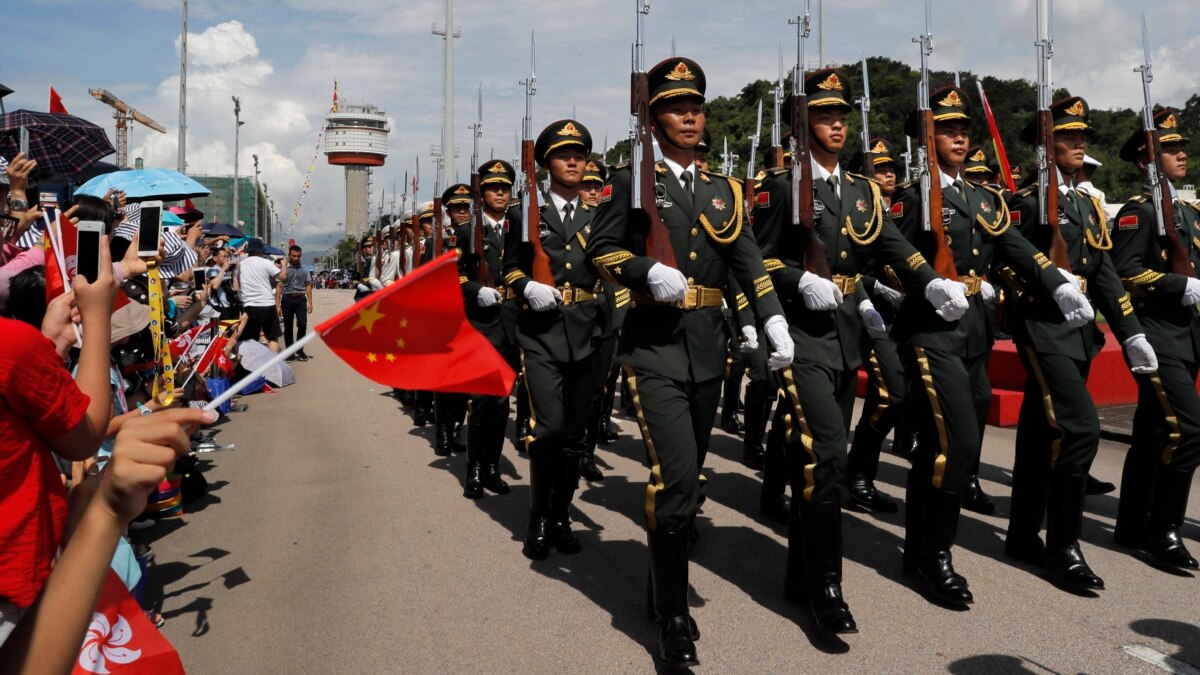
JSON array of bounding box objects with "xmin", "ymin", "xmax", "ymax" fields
[
  {"xmin": 1118, "ymin": 215, "xmax": 1138, "ymax": 230},
  {"xmin": 711, "ymin": 197, "xmax": 726, "ymax": 211},
  {"xmin": 599, "ymin": 184, "xmax": 613, "ymax": 204},
  {"xmin": 855, "ymin": 198, "xmax": 868, "ymax": 213},
  {"xmin": 890, "ymin": 201, "xmax": 903, "ymax": 218},
  {"xmin": 755, "ymin": 191, "xmax": 770, "ymax": 209},
  {"xmin": 979, "ymin": 200, "xmax": 992, "ymax": 214}
]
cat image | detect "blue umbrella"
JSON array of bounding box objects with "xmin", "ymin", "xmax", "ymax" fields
[
  {"xmin": 263, "ymin": 245, "xmax": 285, "ymax": 256},
  {"xmin": 75, "ymin": 168, "xmax": 212, "ymax": 202},
  {"xmin": 201, "ymin": 222, "xmax": 245, "ymax": 237}
]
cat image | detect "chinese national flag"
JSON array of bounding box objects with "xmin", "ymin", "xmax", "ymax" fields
[
  {"xmin": 71, "ymin": 570, "xmax": 185, "ymax": 674},
  {"xmin": 316, "ymin": 252, "xmax": 515, "ymax": 396},
  {"xmin": 44, "ymin": 214, "xmax": 130, "ymax": 309},
  {"xmin": 49, "ymin": 86, "xmax": 69, "ymax": 114}
]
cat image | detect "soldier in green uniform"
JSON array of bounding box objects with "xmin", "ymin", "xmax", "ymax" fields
[
  {"xmin": 1004, "ymin": 96, "xmax": 1158, "ymax": 590},
  {"xmin": 843, "ymin": 137, "xmax": 912, "ymax": 513},
  {"xmin": 1110, "ymin": 109, "xmax": 1200, "ymax": 570},
  {"xmin": 755, "ymin": 69, "xmax": 967, "ymax": 631},
  {"xmin": 963, "ymin": 146, "xmax": 992, "ymax": 187},
  {"xmin": 434, "ymin": 184, "xmax": 473, "ymax": 456},
  {"xmin": 457, "ymin": 161, "xmax": 520, "ymax": 498},
  {"xmin": 891, "ymin": 85, "xmax": 1093, "ymax": 606},
  {"xmin": 587, "ymin": 57, "xmax": 792, "ymax": 666},
  {"xmin": 412, "ymin": 203, "xmax": 436, "ymax": 430},
  {"xmin": 503, "ymin": 119, "xmax": 601, "ymax": 560},
  {"xmin": 580, "ymin": 159, "xmax": 625, "ymax": 482}
]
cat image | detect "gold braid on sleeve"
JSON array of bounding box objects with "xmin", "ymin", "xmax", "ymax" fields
[
  {"xmin": 845, "ymin": 178, "xmax": 884, "ymax": 246},
  {"xmin": 976, "ymin": 184, "xmax": 1012, "ymax": 236},
  {"xmin": 1085, "ymin": 194, "xmax": 1112, "ymax": 251},
  {"xmin": 699, "ymin": 178, "xmax": 744, "ymax": 245}
]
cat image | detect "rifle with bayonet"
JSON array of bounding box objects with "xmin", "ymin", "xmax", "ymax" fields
[
  {"xmin": 771, "ymin": 47, "xmax": 785, "ymax": 169},
  {"xmin": 470, "ymin": 85, "xmax": 491, "ymax": 284},
  {"xmin": 433, "ymin": 169, "xmax": 444, "ymax": 257},
  {"xmin": 630, "ymin": 0, "xmax": 677, "ymax": 268},
  {"xmin": 914, "ymin": 0, "xmax": 956, "ymax": 280},
  {"xmin": 746, "ymin": 99, "xmax": 763, "ymax": 220},
  {"xmin": 857, "ymin": 54, "xmax": 874, "ymax": 180},
  {"xmin": 1136, "ymin": 13, "xmax": 1190, "ymax": 277},
  {"xmin": 1036, "ymin": 0, "xmax": 1070, "ymax": 271},
  {"xmin": 520, "ymin": 31, "xmax": 555, "ymax": 285},
  {"xmin": 789, "ymin": 1, "xmax": 829, "ymax": 278}
]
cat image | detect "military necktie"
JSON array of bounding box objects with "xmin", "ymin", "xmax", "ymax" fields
[
  {"xmin": 681, "ymin": 170, "xmax": 694, "ymax": 210},
  {"xmin": 563, "ymin": 202, "xmax": 575, "ymax": 230},
  {"xmin": 828, "ymin": 174, "xmax": 839, "ymax": 198}
]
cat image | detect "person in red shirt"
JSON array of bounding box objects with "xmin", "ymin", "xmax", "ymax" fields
[{"xmin": 0, "ymin": 237, "xmax": 118, "ymax": 616}]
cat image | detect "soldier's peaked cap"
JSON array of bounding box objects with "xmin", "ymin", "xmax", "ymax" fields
[
  {"xmin": 647, "ymin": 57, "xmax": 706, "ymax": 106},
  {"xmin": 441, "ymin": 183, "xmax": 473, "ymax": 207},
  {"xmin": 1020, "ymin": 95, "xmax": 1093, "ymax": 145},
  {"xmin": 1120, "ymin": 108, "xmax": 1189, "ymax": 163},
  {"xmin": 479, "ymin": 160, "xmax": 516, "ymax": 186},
  {"xmin": 904, "ymin": 84, "xmax": 972, "ymax": 138},
  {"xmin": 535, "ymin": 119, "xmax": 592, "ymax": 167}
]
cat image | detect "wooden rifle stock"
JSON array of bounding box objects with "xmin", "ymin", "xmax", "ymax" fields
[
  {"xmin": 631, "ymin": 70, "xmax": 677, "ymax": 268},
  {"xmin": 1149, "ymin": 130, "xmax": 1193, "ymax": 276},
  {"xmin": 772, "ymin": 146, "xmax": 785, "ymax": 170},
  {"xmin": 433, "ymin": 197, "xmax": 444, "ymax": 257},
  {"xmin": 471, "ymin": 171, "xmax": 492, "ymax": 284},
  {"xmin": 1039, "ymin": 109, "xmax": 1071, "ymax": 271},
  {"xmin": 860, "ymin": 149, "xmax": 876, "ymax": 180},
  {"xmin": 523, "ymin": 139, "xmax": 555, "ymax": 285},
  {"xmin": 744, "ymin": 176, "xmax": 757, "ymax": 227},
  {"xmin": 921, "ymin": 109, "xmax": 957, "ymax": 280},
  {"xmin": 790, "ymin": 92, "xmax": 830, "ymax": 278}
]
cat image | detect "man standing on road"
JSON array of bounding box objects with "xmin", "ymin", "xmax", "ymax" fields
[
  {"xmin": 238, "ymin": 238, "xmax": 283, "ymax": 352},
  {"xmin": 277, "ymin": 244, "xmax": 313, "ymax": 362}
]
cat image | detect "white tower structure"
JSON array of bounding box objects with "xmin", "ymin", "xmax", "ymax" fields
[{"xmin": 325, "ymin": 102, "xmax": 390, "ymax": 239}]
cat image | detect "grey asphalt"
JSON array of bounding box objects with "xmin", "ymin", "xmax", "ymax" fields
[{"xmin": 148, "ymin": 289, "xmax": 1200, "ymax": 673}]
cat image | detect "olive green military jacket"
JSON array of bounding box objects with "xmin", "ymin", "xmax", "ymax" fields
[
  {"xmin": 754, "ymin": 167, "xmax": 938, "ymax": 371},
  {"xmin": 1110, "ymin": 190, "xmax": 1200, "ymax": 362},
  {"xmin": 456, "ymin": 219, "xmax": 517, "ymax": 348},
  {"xmin": 503, "ymin": 198, "xmax": 601, "ymax": 363},
  {"xmin": 891, "ymin": 177, "xmax": 1067, "ymax": 358},
  {"xmin": 587, "ymin": 162, "xmax": 783, "ymax": 383},
  {"xmin": 1005, "ymin": 185, "xmax": 1142, "ymax": 360}
]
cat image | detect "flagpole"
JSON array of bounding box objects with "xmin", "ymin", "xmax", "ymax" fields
[
  {"xmin": 180, "ymin": 325, "xmax": 230, "ymax": 389},
  {"xmin": 44, "ymin": 211, "xmax": 83, "ymax": 342},
  {"xmin": 203, "ymin": 332, "xmax": 319, "ymax": 412}
]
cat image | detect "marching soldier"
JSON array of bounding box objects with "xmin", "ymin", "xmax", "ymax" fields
[
  {"xmin": 842, "ymin": 137, "xmax": 913, "ymax": 513},
  {"xmin": 963, "ymin": 146, "xmax": 992, "ymax": 187},
  {"xmin": 412, "ymin": 203, "xmax": 436, "ymax": 429},
  {"xmin": 1110, "ymin": 109, "xmax": 1200, "ymax": 570},
  {"xmin": 588, "ymin": 57, "xmax": 793, "ymax": 666},
  {"xmin": 432, "ymin": 184, "xmax": 474, "ymax": 456},
  {"xmin": 503, "ymin": 119, "xmax": 601, "ymax": 560},
  {"xmin": 457, "ymin": 161, "xmax": 520, "ymax": 498},
  {"xmin": 891, "ymin": 85, "xmax": 1093, "ymax": 606},
  {"xmin": 1004, "ymin": 96, "xmax": 1158, "ymax": 591},
  {"xmin": 580, "ymin": 159, "xmax": 624, "ymax": 482},
  {"xmin": 755, "ymin": 69, "xmax": 966, "ymax": 632}
]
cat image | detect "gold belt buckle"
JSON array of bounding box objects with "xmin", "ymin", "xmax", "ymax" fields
[
  {"xmin": 1078, "ymin": 278, "xmax": 1088, "ymax": 295},
  {"xmin": 678, "ymin": 286, "xmax": 699, "ymax": 310},
  {"xmin": 962, "ymin": 276, "xmax": 982, "ymax": 296}
]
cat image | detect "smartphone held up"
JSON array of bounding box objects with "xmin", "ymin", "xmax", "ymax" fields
[
  {"xmin": 138, "ymin": 200, "xmax": 162, "ymax": 257},
  {"xmin": 75, "ymin": 220, "xmax": 105, "ymax": 283}
]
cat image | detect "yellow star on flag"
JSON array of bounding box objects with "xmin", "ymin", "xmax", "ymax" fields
[
  {"xmin": 353, "ymin": 303, "xmax": 386, "ymax": 334},
  {"xmin": 386, "ymin": 353, "xmax": 397, "ymax": 362},
  {"xmin": 367, "ymin": 353, "xmax": 378, "ymax": 363},
  {"xmin": 395, "ymin": 338, "xmax": 406, "ymax": 349},
  {"xmin": 399, "ymin": 318, "xmax": 408, "ymax": 329}
]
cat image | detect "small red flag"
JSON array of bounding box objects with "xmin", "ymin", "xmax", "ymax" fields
[
  {"xmin": 890, "ymin": 201, "xmax": 904, "ymax": 218},
  {"xmin": 49, "ymin": 86, "xmax": 69, "ymax": 114},
  {"xmin": 71, "ymin": 570, "xmax": 185, "ymax": 674},
  {"xmin": 316, "ymin": 252, "xmax": 515, "ymax": 396},
  {"xmin": 44, "ymin": 214, "xmax": 130, "ymax": 310},
  {"xmin": 755, "ymin": 191, "xmax": 771, "ymax": 209},
  {"xmin": 1119, "ymin": 215, "xmax": 1139, "ymax": 230}
]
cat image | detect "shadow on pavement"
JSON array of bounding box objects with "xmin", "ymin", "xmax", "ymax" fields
[
  {"xmin": 946, "ymin": 654, "xmax": 1059, "ymax": 673},
  {"xmin": 1130, "ymin": 618, "xmax": 1200, "ymax": 670}
]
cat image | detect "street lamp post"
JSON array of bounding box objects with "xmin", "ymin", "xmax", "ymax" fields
[
  {"xmin": 252, "ymin": 153, "xmax": 262, "ymax": 243},
  {"xmin": 232, "ymin": 96, "xmax": 244, "ymax": 229}
]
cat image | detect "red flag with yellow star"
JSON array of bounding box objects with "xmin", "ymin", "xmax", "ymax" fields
[{"xmin": 315, "ymin": 252, "xmax": 515, "ymax": 396}]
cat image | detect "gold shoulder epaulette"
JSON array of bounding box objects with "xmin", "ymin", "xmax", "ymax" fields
[
  {"xmin": 701, "ymin": 168, "xmax": 733, "ymax": 180},
  {"xmin": 1130, "ymin": 193, "xmax": 1150, "ymax": 204},
  {"xmin": 767, "ymin": 166, "xmax": 788, "ymax": 176},
  {"xmin": 612, "ymin": 162, "xmax": 630, "ymax": 171},
  {"xmin": 974, "ymin": 183, "xmax": 1013, "ymax": 237},
  {"xmin": 1015, "ymin": 184, "xmax": 1036, "ymax": 198},
  {"xmin": 845, "ymin": 171, "xmax": 881, "ymax": 187},
  {"xmin": 844, "ymin": 177, "xmax": 884, "ymax": 246},
  {"xmin": 897, "ymin": 179, "xmax": 918, "ymax": 191},
  {"xmin": 699, "ymin": 176, "xmax": 744, "ymax": 245}
]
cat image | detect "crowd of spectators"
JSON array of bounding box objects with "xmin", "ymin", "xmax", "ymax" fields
[{"xmin": 0, "ymin": 151, "xmax": 313, "ymax": 672}]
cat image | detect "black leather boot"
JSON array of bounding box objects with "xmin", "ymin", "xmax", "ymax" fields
[
  {"xmin": 1044, "ymin": 473, "xmax": 1104, "ymax": 590},
  {"xmin": 891, "ymin": 415, "xmax": 917, "ymax": 461},
  {"xmin": 1005, "ymin": 450, "xmax": 1049, "ymax": 565},
  {"xmin": 433, "ymin": 424, "xmax": 452, "ymax": 457},
  {"xmin": 514, "ymin": 417, "xmax": 530, "ymax": 453},
  {"xmin": 449, "ymin": 421, "xmax": 467, "ymax": 453},
  {"xmin": 1114, "ymin": 449, "xmax": 1154, "ymax": 547},
  {"xmin": 1085, "ymin": 474, "xmax": 1116, "ymax": 496},
  {"xmin": 482, "ymin": 464, "xmax": 510, "ymax": 494},
  {"xmin": 846, "ymin": 423, "xmax": 897, "ymax": 513},
  {"xmin": 522, "ymin": 458, "xmax": 554, "ymax": 560},
  {"xmin": 760, "ymin": 419, "xmax": 788, "ymax": 523},
  {"xmin": 413, "ymin": 404, "xmax": 430, "ymax": 427},
  {"xmin": 1141, "ymin": 468, "xmax": 1199, "ymax": 570},
  {"xmin": 800, "ymin": 499, "xmax": 857, "ymax": 634},
  {"xmin": 549, "ymin": 458, "xmax": 582, "ymax": 554},
  {"xmin": 463, "ymin": 462, "xmax": 484, "ymax": 499},
  {"xmin": 962, "ymin": 476, "xmax": 996, "ymax": 515},
  {"xmin": 913, "ymin": 489, "xmax": 973, "ymax": 606},
  {"xmin": 649, "ymin": 528, "xmax": 699, "ymax": 668}
]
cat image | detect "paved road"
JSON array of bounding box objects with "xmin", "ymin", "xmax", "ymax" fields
[{"xmin": 148, "ymin": 289, "xmax": 1200, "ymax": 673}]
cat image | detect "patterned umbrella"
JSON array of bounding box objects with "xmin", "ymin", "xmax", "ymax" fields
[{"xmin": 0, "ymin": 109, "xmax": 115, "ymax": 175}]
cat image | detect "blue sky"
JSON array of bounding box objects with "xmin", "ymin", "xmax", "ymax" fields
[{"xmin": 2, "ymin": 0, "xmax": 1195, "ymax": 256}]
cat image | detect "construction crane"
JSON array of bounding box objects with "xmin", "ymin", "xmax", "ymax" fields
[{"xmin": 89, "ymin": 88, "xmax": 167, "ymax": 168}]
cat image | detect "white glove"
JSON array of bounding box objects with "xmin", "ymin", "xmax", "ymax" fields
[
  {"xmin": 647, "ymin": 262, "xmax": 689, "ymax": 303},
  {"xmin": 763, "ymin": 315, "xmax": 794, "ymax": 370},
  {"xmin": 924, "ymin": 278, "xmax": 969, "ymax": 321},
  {"xmin": 1052, "ymin": 282, "xmax": 1095, "ymax": 328},
  {"xmin": 1124, "ymin": 333, "xmax": 1158, "ymax": 374},
  {"xmin": 798, "ymin": 272, "xmax": 844, "ymax": 311},
  {"xmin": 873, "ymin": 280, "xmax": 903, "ymax": 304},
  {"xmin": 1183, "ymin": 277, "xmax": 1200, "ymax": 306},
  {"xmin": 1057, "ymin": 267, "xmax": 1082, "ymax": 292},
  {"xmin": 979, "ymin": 280, "xmax": 996, "ymax": 303},
  {"xmin": 477, "ymin": 287, "xmax": 502, "ymax": 307},
  {"xmin": 523, "ymin": 281, "xmax": 562, "ymax": 311},
  {"xmin": 740, "ymin": 325, "xmax": 759, "ymax": 353},
  {"xmin": 858, "ymin": 299, "xmax": 889, "ymax": 339}
]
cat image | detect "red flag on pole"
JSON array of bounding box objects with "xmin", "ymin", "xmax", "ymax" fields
[
  {"xmin": 976, "ymin": 82, "xmax": 1016, "ymax": 192},
  {"xmin": 49, "ymin": 86, "xmax": 69, "ymax": 114},
  {"xmin": 315, "ymin": 252, "xmax": 515, "ymax": 396},
  {"xmin": 71, "ymin": 570, "xmax": 185, "ymax": 674}
]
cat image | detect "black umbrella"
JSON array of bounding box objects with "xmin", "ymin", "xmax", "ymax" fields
[
  {"xmin": 201, "ymin": 222, "xmax": 245, "ymax": 237},
  {"xmin": 0, "ymin": 109, "xmax": 115, "ymax": 175}
]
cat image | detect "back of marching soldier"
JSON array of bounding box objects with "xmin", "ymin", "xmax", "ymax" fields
[
  {"xmin": 754, "ymin": 68, "xmax": 960, "ymax": 633},
  {"xmin": 1109, "ymin": 109, "xmax": 1200, "ymax": 570},
  {"xmin": 587, "ymin": 57, "xmax": 792, "ymax": 667}
]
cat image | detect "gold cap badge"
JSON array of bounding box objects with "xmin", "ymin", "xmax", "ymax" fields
[
  {"xmin": 969, "ymin": 149, "xmax": 986, "ymax": 162},
  {"xmin": 938, "ymin": 89, "xmax": 964, "ymax": 108},
  {"xmin": 489, "ymin": 162, "xmax": 506, "ymax": 173},
  {"xmin": 1064, "ymin": 99, "xmax": 1085, "ymax": 116},
  {"xmin": 1162, "ymin": 114, "xmax": 1178, "ymax": 129},
  {"xmin": 871, "ymin": 140, "xmax": 888, "ymax": 154},
  {"xmin": 818, "ymin": 72, "xmax": 843, "ymax": 91},
  {"xmin": 585, "ymin": 161, "xmax": 598, "ymax": 172},
  {"xmin": 666, "ymin": 61, "xmax": 696, "ymax": 81},
  {"xmin": 454, "ymin": 185, "xmax": 470, "ymax": 195},
  {"xmin": 558, "ymin": 122, "xmax": 582, "ymax": 137}
]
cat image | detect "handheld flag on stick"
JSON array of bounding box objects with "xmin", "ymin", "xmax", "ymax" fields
[{"xmin": 976, "ymin": 82, "xmax": 1016, "ymax": 192}]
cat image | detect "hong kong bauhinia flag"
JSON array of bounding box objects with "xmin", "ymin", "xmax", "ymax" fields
[
  {"xmin": 72, "ymin": 570, "xmax": 184, "ymax": 674},
  {"xmin": 316, "ymin": 252, "xmax": 515, "ymax": 396}
]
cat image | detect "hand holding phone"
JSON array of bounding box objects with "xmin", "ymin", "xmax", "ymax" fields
[
  {"xmin": 76, "ymin": 220, "xmax": 105, "ymax": 283},
  {"xmin": 137, "ymin": 200, "xmax": 163, "ymax": 257},
  {"xmin": 18, "ymin": 126, "xmax": 30, "ymax": 157}
]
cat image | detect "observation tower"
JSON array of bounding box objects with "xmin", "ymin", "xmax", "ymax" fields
[{"xmin": 325, "ymin": 102, "xmax": 389, "ymax": 239}]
